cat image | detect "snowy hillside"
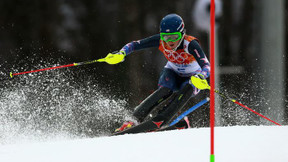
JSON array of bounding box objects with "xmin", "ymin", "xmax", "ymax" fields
[{"xmin": 0, "ymin": 126, "xmax": 287, "ymax": 162}]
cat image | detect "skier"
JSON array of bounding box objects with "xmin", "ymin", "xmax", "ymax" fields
[{"xmin": 110, "ymin": 14, "xmax": 210, "ymax": 133}]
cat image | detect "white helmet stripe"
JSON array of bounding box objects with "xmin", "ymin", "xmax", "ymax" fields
[{"xmin": 177, "ymin": 21, "xmax": 184, "ymax": 32}]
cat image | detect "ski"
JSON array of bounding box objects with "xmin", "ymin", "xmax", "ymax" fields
[{"xmin": 113, "ymin": 98, "xmax": 209, "ymax": 136}]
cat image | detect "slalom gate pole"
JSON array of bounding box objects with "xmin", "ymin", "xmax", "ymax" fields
[
  {"xmin": 169, "ymin": 97, "xmax": 210, "ymax": 127},
  {"xmin": 9, "ymin": 59, "xmax": 99, "ymax": 78},
  {"xmin": 210, "ymin": 0, "xmax": 216, "ymax": 161}
]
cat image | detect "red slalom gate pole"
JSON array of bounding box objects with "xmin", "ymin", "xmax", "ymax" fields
[{"xmin": 210, "ymin": 0, "xmax": 215, "ymax": 161}]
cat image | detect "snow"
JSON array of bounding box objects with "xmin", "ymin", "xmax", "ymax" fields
[{"xmin": 0, "ymin": 126, "xmax": 287, "ymax": 162}]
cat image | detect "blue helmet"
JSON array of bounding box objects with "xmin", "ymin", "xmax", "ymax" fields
[{"xmin": 160, "ymin": 14, "xmax": 185, "ymax": 33}]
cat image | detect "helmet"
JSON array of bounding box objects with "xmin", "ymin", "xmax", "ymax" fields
[{"xmin": 160, "ymin": 14, "xmax": 185, "ymax": 33}]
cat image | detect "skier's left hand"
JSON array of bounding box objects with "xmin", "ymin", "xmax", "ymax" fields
[{"xmin": 190, "ymin": 74, "xmax": 209, "ymax": 90}]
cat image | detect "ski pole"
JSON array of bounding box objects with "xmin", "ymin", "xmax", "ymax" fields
[
  {"xmin": 169, "ymin": 97, "xmax": 210, "ymax": 126},
  {"xmin": 10, "ymin": 59, "xmax": 97, "ymax": 78},
  {"xmin": 191, "ymin": 76, "xmax": 282, "ymax": 126},
  {"xmin": 9, "ymin": 52, "xmax": 125, "ymax": 78}
]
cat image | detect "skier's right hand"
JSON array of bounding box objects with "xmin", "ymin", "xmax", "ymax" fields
[{"xmin": 97, "ymin": 50, "xmax": 126, "ymax": 65}]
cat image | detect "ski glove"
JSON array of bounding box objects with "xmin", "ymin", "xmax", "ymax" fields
[
  {"xmin": 190, "ymin": 74, "xmax": 209, "ymax": 90},
  {"xmin": 97, "ymin": 50, "xmax": 126, "ymax": 65}
]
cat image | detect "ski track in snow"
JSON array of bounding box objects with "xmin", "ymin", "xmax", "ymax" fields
[{"xmin": 0, "ymin": 126, "xmax": 287, "ymax": 162}]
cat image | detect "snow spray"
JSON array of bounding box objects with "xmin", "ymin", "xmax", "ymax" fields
[{"xmin": 0, "ymin": 58, "xmax": 132, "ymax": 144}]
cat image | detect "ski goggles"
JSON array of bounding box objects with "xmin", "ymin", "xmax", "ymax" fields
[{"xmin": 160, "ymin": 32, "xmax": 182, "ymax": 42}]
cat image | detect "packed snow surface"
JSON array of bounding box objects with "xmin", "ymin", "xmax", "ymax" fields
[{"xmin": 0, "ymin": 126, "xmax": 287, "ymax": 162}]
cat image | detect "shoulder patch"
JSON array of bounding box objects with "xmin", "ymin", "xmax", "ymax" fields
[{"xmin": 184, "ymin": 35, "xmax": 199, "ymax": 43}]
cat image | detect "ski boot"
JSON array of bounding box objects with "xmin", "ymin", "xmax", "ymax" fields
[
  {"xmin": 174, "ymin": 116, "xmax": 191, "ymax": 129},
  {"xmin": 115, "ymin": 121, "xmax": 136, "ymax": 132}
]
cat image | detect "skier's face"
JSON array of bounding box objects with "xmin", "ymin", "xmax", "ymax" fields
[
  {"xmin": 160, "ymin": 32, "xmax": 182, "ymax": 49},
  {"xmin": 167, "ymin": 40, "xmax": 180, "ymax": 49}
]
